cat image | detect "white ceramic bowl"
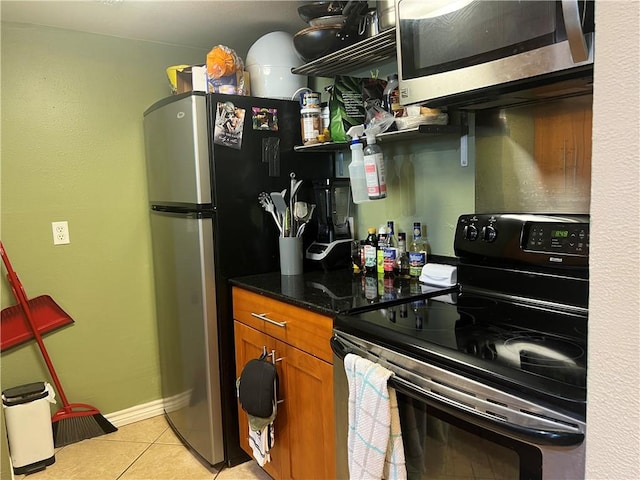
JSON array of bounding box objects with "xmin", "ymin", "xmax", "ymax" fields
[{"xmin": 246, "ymin": 31, "xmax": 307, "ymax": 99}]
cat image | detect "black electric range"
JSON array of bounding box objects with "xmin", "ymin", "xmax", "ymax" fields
[{"xmin": 334, "ymin": 213, "xmax": 589, "ymax": 417}]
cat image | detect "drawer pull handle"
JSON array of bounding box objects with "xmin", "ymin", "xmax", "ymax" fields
[{"xmin": 251, "ymin": 312, "xmax": 287, "ymax": 328}]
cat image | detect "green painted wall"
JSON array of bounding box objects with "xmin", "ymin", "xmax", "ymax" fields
[
  {"xmin": 352, "ymin": 136, "xmax": 475, "ymax": 255},
  {"xmin": 0, "ymin": 23, "xmax": 207, "ymax": 473}
]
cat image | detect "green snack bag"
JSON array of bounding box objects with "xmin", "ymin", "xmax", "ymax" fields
[{"xmin": 329, "ymin": 76, "xmax": 366, "ymax": 143}]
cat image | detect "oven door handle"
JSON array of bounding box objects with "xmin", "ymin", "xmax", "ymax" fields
[
  {"xmin": 330, "ymin": 335, "xmax": 350, "ymax": 359},
  {"xmin": 389, "ymin": 375, "xmax": 585, "ymax": 447},
  {"xmin": 331, "ymin": 335, "xmax": 585, "ymax": 447}
]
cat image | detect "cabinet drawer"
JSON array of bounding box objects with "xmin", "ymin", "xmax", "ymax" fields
[{"xmin": 232, "ymin": 287, "xmax": 333, "ymax": 363}]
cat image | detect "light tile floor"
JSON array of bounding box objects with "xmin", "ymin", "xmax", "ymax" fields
[{"xmin": 13, "ymin": 415, "xmax": 271, "ymax": 480}]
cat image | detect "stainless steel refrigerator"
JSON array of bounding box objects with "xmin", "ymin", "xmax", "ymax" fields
[{"xmin": 142, "ymin": 92, "xmax": 331, "ymax": 466}]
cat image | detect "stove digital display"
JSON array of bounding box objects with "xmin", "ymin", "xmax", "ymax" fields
[{"xmin": 525, "ymin": 222, "xmax": 589, "ymax": 257}]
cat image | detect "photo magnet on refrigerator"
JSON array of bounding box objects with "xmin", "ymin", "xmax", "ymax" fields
[{"xmin": 214, "ymin": 101, "xmax": 246, "ymax": 150}]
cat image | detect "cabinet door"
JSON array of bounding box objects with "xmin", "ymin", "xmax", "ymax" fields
[
  {"xmin": 280, "ymin": 343, "xmax": 335, "ymax": 480},
  {"xmin": 534, "ymin": 102, "xmax": 592, "ymax": 191},
  {"xmin": 234, "ymin": 321, "xmax": 284, "ymax": 480}
]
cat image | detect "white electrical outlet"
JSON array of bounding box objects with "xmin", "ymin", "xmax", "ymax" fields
[{"xmin": 52, "ymin": 221, "xmax": 70, "ymax": 245}]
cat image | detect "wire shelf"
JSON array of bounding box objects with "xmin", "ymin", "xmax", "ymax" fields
[{"xmin": 291, "ymin": 28, "xmax": 396, "ymax": 77}]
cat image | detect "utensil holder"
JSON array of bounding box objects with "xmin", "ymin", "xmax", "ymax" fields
[
  {"xmin": 281, "ymin": 274, "xmax": 304, "ymax": 298},
  {"xmin": 279, "ymin": 237, "xmax": 303, "ymax": 275}
]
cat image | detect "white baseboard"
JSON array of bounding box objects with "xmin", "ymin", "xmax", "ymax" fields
[
  {"xmin": 162, "ymin": 389, "xmax": 192, "ymax": 413},
  {"xmin": 104, "ymin": 390, "xmax": 194, "ymax": 428},
  {"xmin": 104, "ymin": 398, "xmax": 165, "ymax": 428}
]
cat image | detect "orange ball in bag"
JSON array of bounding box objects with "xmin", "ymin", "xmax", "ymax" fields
[{"xmin": 207, "ymin": 46, "xmax": 236, "ymax": 79}]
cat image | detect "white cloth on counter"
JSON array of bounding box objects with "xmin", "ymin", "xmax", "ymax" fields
[
  {"xmin": 345, "ymin": 353, "xmax": 407, "ymax": 480},
  {"xmin": 248, "ymin": 423, "xmax": 274, "ymax": 467},
  {"xmin": 419, "ymin": 263, "xmax": 457, "ymax": 287}
]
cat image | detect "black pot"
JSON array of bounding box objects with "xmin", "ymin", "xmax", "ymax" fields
[
  {"xmin": 297, "ymin": 1, "xmax": 347, "ymax": 23},
  {"xmin": 293, "ymin": 24, "xmax": 359, "ymax": 62}
]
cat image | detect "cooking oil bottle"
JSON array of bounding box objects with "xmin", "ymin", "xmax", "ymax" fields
[{"xmin": 409, "ymin": 222, "xmax": 428, "ymax": 279}]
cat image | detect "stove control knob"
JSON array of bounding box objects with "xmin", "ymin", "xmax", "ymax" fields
[
  {"xmin": 463, "ymin": 224, "xmax": 478, "ymax": 241},
  {"xmin": 481, "ymin": 225, "xmax": 497, "ymax": 242}
]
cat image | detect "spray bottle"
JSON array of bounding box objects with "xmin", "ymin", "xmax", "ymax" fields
[
  {"xmin": 349, "ymin": 139, "xmax": 370, "ymax": 204},
  {"xmin": 346, "ymin": 125, "xmax": 369, "ymax": 204},
  {"xmin": 363, "ymin": 126, "xmax": 387, "ymax": 200}
]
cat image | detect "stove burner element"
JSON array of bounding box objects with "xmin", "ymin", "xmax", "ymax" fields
[
  {"xmin": 455, "ymin": 321, "xmax": 587, "ymax": 389},
  {"xmin": 502, "ymin": 335, "xmax": 585, "ymax": 367}
]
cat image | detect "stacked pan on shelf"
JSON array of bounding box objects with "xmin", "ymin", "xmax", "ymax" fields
[{"xmin": 293, "ymin": 1, "xmax": 369, "ymax": 62}]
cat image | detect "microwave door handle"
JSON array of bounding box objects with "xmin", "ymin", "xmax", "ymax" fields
[{"xmin": 561, "ymin": 0, "xmax": 589, "ymax": 63}]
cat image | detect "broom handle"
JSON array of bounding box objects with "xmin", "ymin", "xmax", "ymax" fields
[{"xmin": 0, "ymin": 241, "xmax": 71, "ymax": 408}]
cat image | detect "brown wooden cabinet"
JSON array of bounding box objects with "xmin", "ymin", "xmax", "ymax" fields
[
  {"xmin": 232, "ymin": 287, "xmax": 335, "ymax": 480},
  {"xmin": 534, "ymin": 98, "xmax": 592, "ymax": 191}
]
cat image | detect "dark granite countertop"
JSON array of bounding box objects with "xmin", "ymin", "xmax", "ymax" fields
[{"xmin": 230, "ymin": 257, "xmax": 459, "ymax": 317}]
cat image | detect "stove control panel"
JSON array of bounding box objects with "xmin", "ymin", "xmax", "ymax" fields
[
  {"xmin": 455, "ymin": 214, "xmax": 589, "ymax": 267},
  {"xmin": 525, "ymin": 222, "xmax": 589, "ymax": 256}
]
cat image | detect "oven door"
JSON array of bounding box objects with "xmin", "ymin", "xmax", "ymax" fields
[
  {"xmin": 331, "ymin": 331, "xmax": 585, "ymax": 480},
  {"xmin": 396, "ymin": 0, "xmax": 594, "ymax": 108}
]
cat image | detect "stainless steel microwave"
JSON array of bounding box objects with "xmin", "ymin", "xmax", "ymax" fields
[{"xmin": 396, "ymin": 0, "xmax": 595, "ymax": 109}]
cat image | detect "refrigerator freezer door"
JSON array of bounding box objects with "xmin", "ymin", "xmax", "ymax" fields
[
  {"xmin": 144, "ymin": 94, "xmax": 211, "ymax": 206},
  {"xmin": 149, "ymin": 209, "xmax": 223, "ymax": 465}
]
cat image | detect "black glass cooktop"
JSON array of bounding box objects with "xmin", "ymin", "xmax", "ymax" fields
[{"xmin": 335, "ymin": 291, "xmax": 588, "ymax": 415}]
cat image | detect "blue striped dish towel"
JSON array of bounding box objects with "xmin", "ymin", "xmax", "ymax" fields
[{"xmin": 345, "ymin": 353, "xmax": 407, "ymax": 480}]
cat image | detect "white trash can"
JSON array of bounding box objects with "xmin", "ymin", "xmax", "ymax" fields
[{"xmin": 2, "ymin": 381, "xmax": 56, "ymax": 475}]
